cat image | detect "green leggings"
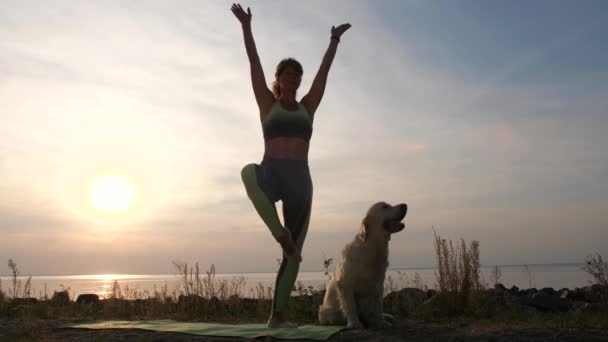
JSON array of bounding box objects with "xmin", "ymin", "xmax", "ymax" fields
[{"xmin": 241, "ymin": 159, "xmax": 313, "ymax": 312}]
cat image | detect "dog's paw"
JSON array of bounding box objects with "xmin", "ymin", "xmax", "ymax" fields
[{"xmin": 346, "ymin": 320, "xmax": 364, "ymax": 330}]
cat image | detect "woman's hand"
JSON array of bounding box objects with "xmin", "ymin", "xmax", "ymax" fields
[
  {"xmin": 231, "ymin": 3, "xmax": 252, "ymax": 25},
  {"xmin": 331, "ymin": 23, "xmax": 351, "ymax": 39}
]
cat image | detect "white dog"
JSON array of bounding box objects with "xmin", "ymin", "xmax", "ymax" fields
[{"xmin": 319, "ymin": 201, "xmax": 407, "ymax": 329}]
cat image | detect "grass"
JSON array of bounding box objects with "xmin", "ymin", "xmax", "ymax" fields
[
  {"xmin": 428, "ymin": 227, "xmax": 483, "ymax": 317},
  {"xmin": 1, "ymin": 236, "xmax": 608, "ymax": 332},
  {"xmin": 583, "ymin": 253, "xmax": 608, "ymax": 286}
]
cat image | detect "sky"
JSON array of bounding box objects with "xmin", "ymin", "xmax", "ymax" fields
[{"xmin": 1, "ymin": 0, "xmax": 607, "ymax": 276}]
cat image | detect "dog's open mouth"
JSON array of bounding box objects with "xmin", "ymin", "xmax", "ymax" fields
[
  {"xmin": 384, "ymin": 219, "xmax": 405, "ymax": 233},
  {"xmin": 383, "ymin": 204, "xmax": 407, "ymax": 233}
]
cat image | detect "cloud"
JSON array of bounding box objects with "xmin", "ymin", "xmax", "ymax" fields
[
  {"xmin": 1, "ymin": 0, "xmax": 607, "ymax": 275},
  {"xmin": 402, "ymin": 143, "xmax": 426, "ymax": 153}
]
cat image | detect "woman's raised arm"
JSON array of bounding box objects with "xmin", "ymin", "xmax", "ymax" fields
[
  {"xmin": 301, "ymin": 23, "xmax": 351, "ymax": 118},
  {"xmin": 231, "ymin": 3, "xmax": 275, "ymax": 118}
]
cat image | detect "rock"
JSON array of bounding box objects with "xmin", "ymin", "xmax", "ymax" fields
[
  {"xmin": 177, "ymin": 294, "xmax": 207, "ymax": 307},
  {"xmin": 581, "ymin": 302, "xmax": 608, "ymax": 313},
  {"xmin": 582, "ymin": 285, "xmax": 608, "ymax": 303},
  {"xmin": 292, "ymin": 294, "xmax": 314, "ymax": 305},
  {"xmin": 10, "ymin": 297, "xmax": 38, "ymax": 305},
  {"xmin": 591, "ymin": 284, "xmax": 608, "ymax": 302},
  {"xmin": 384, "ymin": 288, "xmax": 426, "ymax": 304},
  {"xmin": 506, "ymin": 292, "xmax": 530, "ymax": 306},
  {"xmin": 240, "ymin": 298, "xmax": 258, "ymax": 312},
  {"xmin": 425, "ymin": 289, "xmax": 437, "ymax": 299},
  {"xmin": 570, "ymin": 300, "xmax": 590, "ymax": 311},
  {"xmin": 209, "ymin": 296, "xmax": 223, "ymax": 309},
  {"xmin": 567, "ymin": 287, "xmax": 586, "ymax": 301},
  {"xmin": 528, "ymin": 291, "xmax": 569, "ymax": 312},
  {"xmin": 76, "ymin": 294, "xmax": 99, "ymax": 305},
  {"xmin": 509, "ymin": 285, "xmax": 519, "ymax": 294},
  {"xmin": 52, "ymin": 290, "xmax": 70, "ymax": 305},
  {"xmin": 494, "ymin": 283, "xmax": 507, "ymax": 295},
  {"xmin": 422, "ymin": 292, "xmax": 442, "ymax": 306},
  {"xmin": 384, "ymin": 288, "xmax": 427, "ymax": 315},
  {"xmin": 540, "ymin": 287, "xmax": 556, "ymax": 296}
]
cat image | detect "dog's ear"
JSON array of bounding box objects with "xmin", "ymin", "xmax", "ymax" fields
[{"xmin": 359, "ymin": 216, "xmax": 369, "ymax": 242}]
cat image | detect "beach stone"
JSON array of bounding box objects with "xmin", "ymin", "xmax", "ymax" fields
[
  {"xmin": 385, "ymin": 288, "xmax": 426, "ymax": 303},
  {"xmin": 571, "ymin": 300, "xmax": 590, "ymax": 311},
  {"xmin": 506, "ymin": 292, "xmax": 530, "ymax": 306},
  {"xmin": 494, "ymin": 283, "xmax": 507, "ymax": 295},
  {"xmin": 509, "ymin": 285, "xmax": 519, "ymax": 294},
  {"xmin": 76, "ymin": 294, "xmax": 99, "ymax": 305},
  {"xmin": 528, "ymin": 291, "xmax": 569, "ymax": 312},
  {"xmin": 52, "ymin": 290, "xmax": 70, "ymax": 305},
  {"xmin": 239, "ymin": 297, "xmax": 258, "ymax": 312},
  {"xmin": 540, "ymin": 287, "xmax": 556, "ymax": 295},
  {"xmin": 10, "ymin": 297, "xmax": 38, "ymax": 305},
  {"xmin": 208, "ymin": 296, "xmax": 224, "ymax": 311},
  {"xmin": 292, "ymin": 294, "xmax": 314, "ymax": 305},
  {"xmin": 581, "ymin": 302, "xmax": 608, "ymax": 313},
  {"xmin": 177, "ymin": 294, "xmax": 207, "ymax": 307},
  {"xmin": 582, "ymin": 285, "xmax": 608, "ymax": 303},
  {"xmin": 567, "ymin": 287, "xmax": 586, "ymax": 301},
  {"xmin": 591, "ymin": 284, "xmax": 608, "ymax": 301},
  {"xmin": 384, "ymin": 288, "xmax": 426, "ymax": 316},
  {"xmin": 425, "ymin": 289, "xmax": 437, "ymax": 299}
]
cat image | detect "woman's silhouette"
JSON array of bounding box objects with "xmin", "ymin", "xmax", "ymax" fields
[{"xmin": 232, "ymin": 3, "xmax": 350, "ymax": 328}]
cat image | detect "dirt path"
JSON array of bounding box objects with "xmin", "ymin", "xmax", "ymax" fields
[{"xmin": 2, "ymin": 318, "xmax": 608, "ymax": 341}]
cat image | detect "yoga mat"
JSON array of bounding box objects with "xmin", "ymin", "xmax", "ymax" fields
[{"xmin": 61, "ymin": 320, "xmax": 346, "ymax": 340}]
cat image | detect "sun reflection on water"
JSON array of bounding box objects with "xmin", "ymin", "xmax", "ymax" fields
[{"xmin": 86, "ymin": 274, "xmax": 139, "ymax": 297}]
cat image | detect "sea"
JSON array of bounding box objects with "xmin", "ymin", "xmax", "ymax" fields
[{"xmin": 0, "ymin": 263, "xmax": 593, "ymax": 299}]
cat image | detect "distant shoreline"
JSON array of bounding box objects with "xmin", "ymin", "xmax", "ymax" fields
[{"xmin": 0, "ymin": 262, "xmax": 585, "ymax": 278}]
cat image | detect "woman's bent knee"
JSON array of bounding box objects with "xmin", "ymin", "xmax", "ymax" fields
[{"xmin": 241, "ymin": 163, "xmax": 259, "ymax": 184}]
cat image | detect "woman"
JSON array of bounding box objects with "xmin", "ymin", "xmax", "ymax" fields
[{"xmin": 231, "ymin": 3, "xmax": 350, "ymax": 328}]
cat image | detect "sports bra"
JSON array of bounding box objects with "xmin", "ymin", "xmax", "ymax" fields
[{"xmin": 262, "ymin": 101, "xmax": 313, "ymax": 143}]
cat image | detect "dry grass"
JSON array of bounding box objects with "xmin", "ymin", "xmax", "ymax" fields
[
  {"xmin": 0, "ymin": 258, "xmax": 326, "ymax": 324},
  {"xmin": 582, "ymin": 253, "xmax": 608, "ymax": 286},
  {"xmin": 431, "ymin": 227, "xmax": 483, "ymax": 316},
  {"xmin": 2, "ymin": 244, "xmax": 608, "ymax": 331},
  {"xmin": 433, "ymin": 228, "xmax": 482, "ymax": 294},
  {"xmin": 384, "ymin": 271, "xmax": 427, "ymax": 295},
  {"xmin": 488, "ymin": 265, "xmax": 503, "ymax": 287},
  {"xmin": 171, "ymin": 261, "xmax": 247, "ymax": 300},
  {"xmin": 522, "ymin": 264, "xmax": 536, "ymax": 288}
]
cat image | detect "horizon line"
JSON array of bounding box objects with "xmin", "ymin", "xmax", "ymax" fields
[{"xmin": 0, "ymin": 261, "xmax": 586, "ymax": 278}]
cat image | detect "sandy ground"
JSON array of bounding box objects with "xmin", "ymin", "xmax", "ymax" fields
[{"xmin": 2, "ymin": 318, "xmax": 608, "ymax": 342}]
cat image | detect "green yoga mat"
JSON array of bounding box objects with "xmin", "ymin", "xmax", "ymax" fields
[{"xmin": 60, "ymin": 320, "xmax": 346, "ymax": 340}]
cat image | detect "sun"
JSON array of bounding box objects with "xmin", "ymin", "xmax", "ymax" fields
[{"xmin": 89, "ymin": 176, "xmax": 137, "ymax": 212}]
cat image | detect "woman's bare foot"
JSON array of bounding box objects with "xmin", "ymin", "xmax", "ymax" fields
[{"xmin": 268, "ymin": 312, "xmax": 298, "ymax": 329}]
